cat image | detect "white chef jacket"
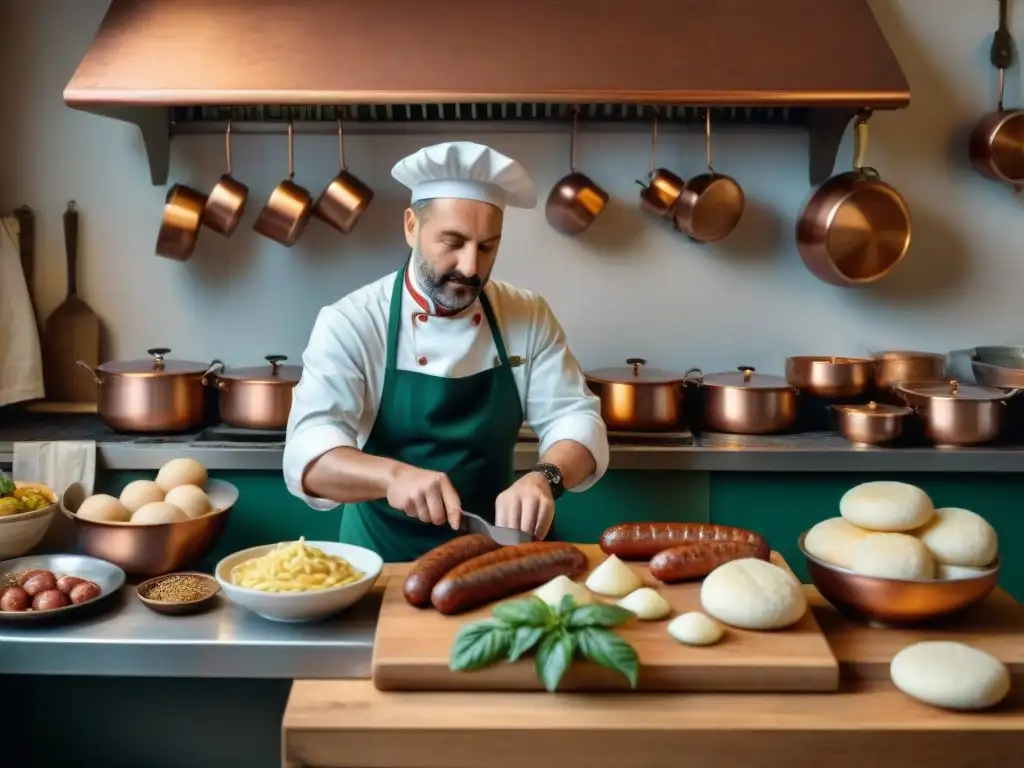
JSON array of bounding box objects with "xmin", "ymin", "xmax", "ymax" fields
[{"xmin": 284, "ymin": 268, "xmax": 610, "ymax": 510}]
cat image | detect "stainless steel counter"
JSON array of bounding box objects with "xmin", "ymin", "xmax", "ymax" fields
[
  {"xmin": 4, "ymin": 413, "xmax": 1024, "ymax": 472},
  {"xmin": 0, "ymin": 587, "xmax": 379, "ymax": 679}
]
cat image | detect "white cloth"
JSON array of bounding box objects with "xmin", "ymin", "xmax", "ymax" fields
[
  {"xmin": 391, "ymin": 141, "xmax": 538, "ymax": 210},
  {"xmin": 284, "ymin": 271, "xmax": 609, "ymax": 510},
  {"xmin": 13, "ymin": 440, "xmax": 96, "ymax": 554},
  {"xmin": 0, "ymin": 217, "xmax": 44, "ymax": 407}
]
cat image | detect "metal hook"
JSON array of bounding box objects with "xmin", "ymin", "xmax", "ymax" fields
[
  {"xmin": 224, "ymin": 119, "xmax": 233, "ymax": 175},
  {"xmin": 569, "ymin": 108, "xmax": 579, "ymax": 173},
  {"xmin": 286, "ymin": 119, "xmax": 295, "ymax": 180},
  {"xmin": 704, "ymin": 108, "xmax": 715, "ymax": 175},
  {"xmin": 337, "ymin": 119, "xmax": 347, "ymax": 171}
]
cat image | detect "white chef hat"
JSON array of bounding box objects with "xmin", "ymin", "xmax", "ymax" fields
[{"xmin": 391, "ymin": 141, "xmax": 537, "ymax": 210}]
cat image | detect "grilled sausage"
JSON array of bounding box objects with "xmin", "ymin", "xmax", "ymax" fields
[
  {"xmin": 430, "ymin": 542, "xmax": 589, "ymax": 615},
  {"xmin": 600, "ymin": 522, "xmax": 768, "ymax": 561},
  {"xmin": 403, "ymin": 534, "xmax": 503, "ymax": 607},
  {"xmin": 649, "ymin": 540, "xmax": 771, "ymax": 583}
]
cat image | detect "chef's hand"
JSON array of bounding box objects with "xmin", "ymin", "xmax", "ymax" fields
[
  {"xmin": 495, "ymin": 472, "xmax": 554, "ymax": 539},
  {"xmin": 386, "ymin": 464, "xmax": 462, "ymax": 529}
]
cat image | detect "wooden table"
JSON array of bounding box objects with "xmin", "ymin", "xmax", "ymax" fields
[{"xmin": 283, "ymin": 572, "xmax": 1024, "ymax": 768}]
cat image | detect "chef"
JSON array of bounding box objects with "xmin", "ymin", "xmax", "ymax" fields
[{"xmin": 283, "ymin": 141, "xmax": 609, "ymax": 562}]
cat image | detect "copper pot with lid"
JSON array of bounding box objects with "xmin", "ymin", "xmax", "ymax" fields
[
  {"xmin": 690, "ymin": 366, "xmax": 799, "ymax": 435},
  {"xmin": 204, "ymin": 354, "xmax": 302, "ymax": 430},
  {"xmin": 584, "ymin": 358, "xmax": 695, "ymax": 431},
  {"xmin": 895, "ymin": 380, "xmax": 1018, "ymax": 446},
  {"xmin": 77, "ymin": 348, "xmax": 220, "ymax": 433},
  {"xmin": 832, "ymin": 401, "xmax": 911, "ymax": 446}
]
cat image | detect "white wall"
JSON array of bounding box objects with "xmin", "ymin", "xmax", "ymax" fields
[{"xmin": 1, "ymin": 0, "xmax": 1022, "ymax": 376}]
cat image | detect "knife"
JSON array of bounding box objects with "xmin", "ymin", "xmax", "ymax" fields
[{"xmin": 458, "ymin": 510, "xmax": 533, "ymax": 545}]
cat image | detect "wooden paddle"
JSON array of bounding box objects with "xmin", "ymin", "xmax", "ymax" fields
[{"xmin": 41, "ymin": 201, "xmax": 100, "ymax": 406}]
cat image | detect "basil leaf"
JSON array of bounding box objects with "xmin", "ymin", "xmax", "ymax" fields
[
  {"xmin": 508, "ymin": 625, "xmax": 546, "ymax": 662},
  {"xmin": 566, "ymin": 602, "xmax": 635, "ymax": 629},
  {"xmin": 535, "ymin": 629, "xmax": 576, "ymax": 692},
  {"xmin": 493, "ymin": 596, "xmax": 552, "ymax": 628},
  {"xmin": 556, "ymin": 594, "xmax": 578, "ymax": 619},
  {"xmin": 575, "ymin": 627, "xmax": 639, "ymax": 688},
  {"xmin": 449, "ymin": 620, "xmax": 514, "ymax": 672}
]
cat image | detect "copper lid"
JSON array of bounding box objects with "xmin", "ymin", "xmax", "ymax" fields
[
  {"xmin": 700, "ymin": 366, "xmax": 791, "ymax": 390},
  {"xmin": 219, "ymin": 355, "xmax": 302, "ymax": 384},
  {"xmin": 833, "ymin": 401, "xmax": 911, "ymax": 416},
  {"xmin": 873, "ymin": 349, "xmax": 945, "ymax": 362},
  {"xmin": 898, "ymin": 380, "xmax": 1012, "ymax": 401},
  {"xmin": 585, "ymin": 358, "xmax": 685, "ymax": 385},
  {"xmin": 789, "ymin": 356, "xmax": 873, "ymax": 365},
  {"xmin": 97, "ymin": 348, "xmax": 213, "ymax": 376}
]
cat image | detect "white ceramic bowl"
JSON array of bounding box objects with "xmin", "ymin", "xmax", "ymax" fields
[
  {"xmin": 214, "ymin": 541, "xmax": 383, "ymax": 623},
  {"xmin": 0, "ymin": 482, "xmax": 59, "ymax": 559}
]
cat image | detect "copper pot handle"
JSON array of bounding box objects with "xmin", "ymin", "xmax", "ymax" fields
[
  {"xmin": 225, "ymin": 119, "xmax": 234, "ymax": 175},
  {"xmin": 336, "ymin": 119, "xmax": 348, "ymax": 172},
  {"xmin": 201, "ymin": 359, "xmax": 225, "ymax": 387},
  {"xmin": 635, "ymin": 109, "xmax": 660, "ymax": 186},
  {"xmin": 683, "ymin": 367, "xmax": 703, "ymax": 384},
  {"xmin": 993, "ymin": 0, "xmax": 1012, "ymax": 112},
  {"xmin": 569, "ymin": 109, "xmax": 579, "ymax": 173},
  {"xmin": 852, "ymin": 111, "xmax": 880, "ymax": 179},
  {"xmin": 704, "ymin": 108, "xmax": 715, "ymax": 175},
  {"xmin": 76, "ymin": 360, "xmax": 102, "ymax": 385}
]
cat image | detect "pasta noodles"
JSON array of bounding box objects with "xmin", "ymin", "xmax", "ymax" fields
[{"xmin": 230, "ymin": 537, "xmax": 364, "ymax": 593}]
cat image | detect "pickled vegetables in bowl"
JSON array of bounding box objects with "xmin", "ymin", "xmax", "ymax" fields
[{"xmin": 0, "ymin": 474, "xmax": 54, "ymax": 516}]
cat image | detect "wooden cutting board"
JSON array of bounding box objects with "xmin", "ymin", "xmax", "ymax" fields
[
  {"xmin": 372, "ymin": 545, "xmax": 840, "ymax": 693},
  {"xmin": 41, "ymin": 201, "xmax": 100, "ymax": 406}
]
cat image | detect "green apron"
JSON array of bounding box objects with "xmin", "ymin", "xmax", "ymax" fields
[{"xmin": 338, "ymin": 263, "xmax": 524, "ymax": 562}]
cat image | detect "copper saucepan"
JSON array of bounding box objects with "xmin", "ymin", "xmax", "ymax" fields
[
  {"xmin": 203, "ymin": 121, "xmax": 249, "ymax": 236},
  {"xmin": 895, "ymin": 380, "xmax": 1018, "ymax": 447},
  {"xmin": 545, "ymin": 110, "xmax": 609, "ymax": 236},
  {"xmin": 689, "ymin": 366, "xmax": 800, "ymax": 435},
  {"xmin": 785, "ymin": 356, "xmax": 874, "ymax": 398},
  {"xmin": 638, "ymin": 111, "xmax": 686, "ymax": 221},
  {"xmin": 673, "ymin": 109, "xmax": 745, "ymax": 243},
  {"xmin": 155, "ymin": 185, "xmax": 207, "ymax": 261},
  {"xmin": 313, "ymin": 119, "xmax": 375, "ymax": 234},
  {"xmin": 969, "ymin": 0, "xmax": 1024, "ymax": 187},
  {"xmin": 254, "ymin": 120, "xmax": 313, "ymax": 247},
  {"xmin": 796, "ymin": 111, "xmax": 912, "ymax": 286},
  {"xmin": 872, "ymin": 350, "xmax": 947, "ymax": 391}
]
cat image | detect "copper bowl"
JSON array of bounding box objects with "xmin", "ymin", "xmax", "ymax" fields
[
  {"xmin": 136, "ymin": 571, "xmax": 221, "ymax": 615},
  {"xmin": 60, "ymin": 480, "xmax": 239, "ymax": 577},
  {"xmin": 786, "ymin": 356, "xmax": 874, "ymax": 398},
  {"xmin": 798, "ymin": 532, "xmax": 1000, "ymax": 626}
]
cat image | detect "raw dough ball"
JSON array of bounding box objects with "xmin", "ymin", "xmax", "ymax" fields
[
  {"xmin": 700, "ymin": 558, "xmax": 807, "ymax": 631},
  {"xmin": 916, "ymin": 507, "xmax": 998, "ymax": 568},
  {"xmin": 667, "ymin": 612, "xmax": 724, "ymax": 646},
  {"xmin": 938, "ymin": 564, "xmax": 991, "ymax": 581},
  {"xmin": 119, "ymin": 480, "xmax": 165, "ymax": 514},
  {"xmin": 164, "ymin": 484, "xmax": 212, "ymax": 520},
  {"xmin": 156, "ymin": 458, "xmax": 209, "ymax": 492},
  {"xmin": 851, "ymin": 533, "xmax": 935, "ymax": 580},
  {"xmin": 131, "ymin": 501, "xmax": 189, "ymax": 525},
  {"xmin": 840, "ymin": 481, "xmax": 935, "ymax": 532},
  {"xmin": 76, "ymin": 493, "xmax": 129, "ymax": 523},
  {"xmin": 890, "ymin": 641, "xmax": 1010, "ymax": 711},
  {"xmin": 804, "ymin": 517, "xmax": 869, "ymax": 569}
]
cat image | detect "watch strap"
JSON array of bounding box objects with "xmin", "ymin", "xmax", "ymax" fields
[{"xmin": 529, "ymin": 462, "xmax": 565, "ymax": 500}]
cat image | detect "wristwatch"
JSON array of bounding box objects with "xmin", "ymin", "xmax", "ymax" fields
[{"xmin": 529, "ymin": 463, "xmax": 565, "ymax": 500}]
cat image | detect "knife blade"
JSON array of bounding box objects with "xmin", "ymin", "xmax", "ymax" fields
[{"xmin": 458, "ymin": 510, "xmax": 533, "ymax": 545}]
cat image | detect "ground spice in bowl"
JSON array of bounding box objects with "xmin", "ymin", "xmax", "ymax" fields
[{"xmin": 139, "ymin": 573, "xmax": 217, "ymax": 604}]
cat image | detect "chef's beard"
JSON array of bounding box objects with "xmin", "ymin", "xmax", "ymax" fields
[{"xmin": 412, "ymin": 248, "xmax": 486, "ymax": 313}]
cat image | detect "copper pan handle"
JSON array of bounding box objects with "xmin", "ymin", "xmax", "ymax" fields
[
  {"xmin": 201, "ymin": 359, "xmax": 225, "ymax": 386},
  {"xmin": 992, "ymin": 0, "xmax": 1013, "ymax": 111},
  {"xmin": 704, "ymin": 108, "xmax": 715, "ymax": 174},
  {"xmin": 76, "ymin": 360, "xmax": 102, "ymax": 385},
  {"xmin": 336, "ymin": 119, "xmax": 348, "ymax": 171},
  {"xmin": 224, "ymin": 120, "xmax": 234, "ymax": 175},
  {"xmin": 851, "ymin": 111, "xmax": 879, "ymax": 178}
]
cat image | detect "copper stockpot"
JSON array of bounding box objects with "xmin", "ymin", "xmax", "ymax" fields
[
  {"xmin": 203, "ymin": 121, "xmax": 248, "ymax": 236},
  {"xmin": 832, "ymin": 401, "xmax": 911, "ymax": 446},
  {"xmin": 969, "ymin": 0, "xmax": 1024, "ymax": 187},
  {"xmin": 872, "ymin": 350, "xmax": 946, "ymax": 391},
  {"xmin": 895, "ymin": 380, "xmax": 1018, "ymax": 446},
  {"xmin": 796, "ymin": 111, "xmax": 911, "ymax": 286},
  {"xmin": 155, "ymin": 185, "xmax": 206, "ymax": 261},
  {"xmin": 205, "ymin": 354, "xmax": 302, "ymax": 430},
  {"xmin": 313, "ymin": 119, "xmax": 374, "ymax": 235},
  {"xmin": 254, "ymin": 120, "xmax": 313, "ymax": 246},
  {"xmin": 77, "ymin": 348, "xmax": 220, "ymax": 433},
  {"xmin": 690, "ymin": 366, "xmax": 799, "ymax": 435},
  {"xmin": 785, "ymin": 356, "xmax": 874, "ymax": 398},
  {"xmin": 672, "ymin": 109, "xmax": 745, "ymax": 243},
  {"xmin": 545, "ymin": 110, "xmax": 608, "ymax": 236},
  {"xmin": 799, "ymin": 533, "xmax": 1000, "ymax": 625},
  {"xmin": 638, "ymin": 112, "xmax": 685, "ymax": 220},
  {"xmin": 584, "ymin": 358, "xmax": 694, "ymax": 431}
]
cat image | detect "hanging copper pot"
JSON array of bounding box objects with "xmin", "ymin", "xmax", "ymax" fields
[
  {"xmin": 545, "ymin": 110, "xmax": 608, "ymax": 236},
  {"xmin": 638, "ymin": 111, "xmax": 685, "ymax": 220},
  {"xmin": 313, "ymin": 119, "xmax": 375, "ymax": 234},
  {"xmin": 203, "ymin": 120, "xmax": 249, "ymax": 236}
]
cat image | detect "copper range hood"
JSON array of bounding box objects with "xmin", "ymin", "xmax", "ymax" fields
[{"xmin": 64, "ymin": 0, "xmax": 909, "ymax": 186}]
